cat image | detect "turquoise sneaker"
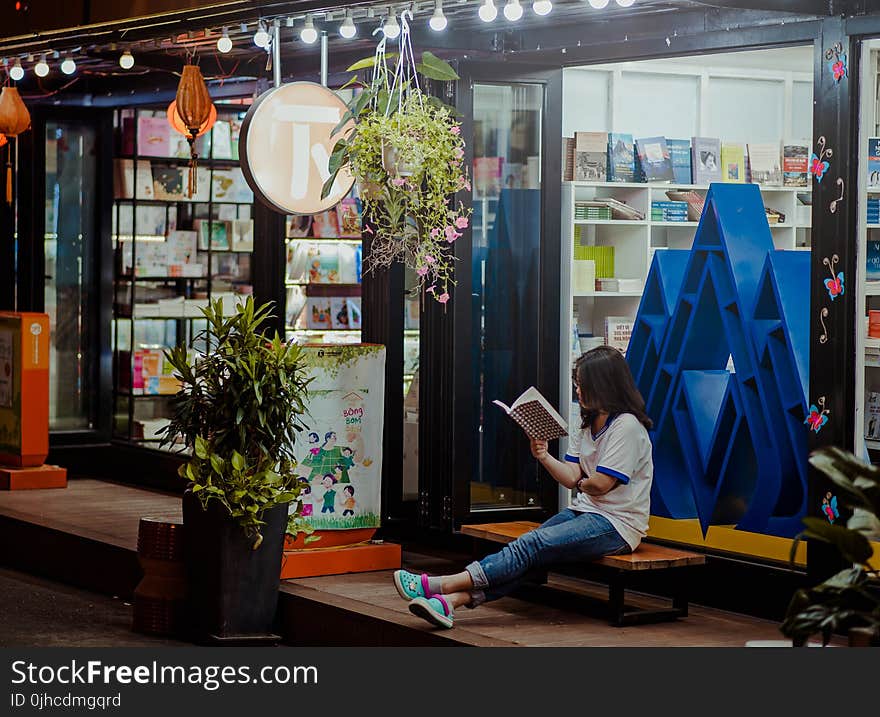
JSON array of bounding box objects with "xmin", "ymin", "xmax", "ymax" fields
[
  {"xmin": 408, "ymin": 596, "xmax": 454, "ymax": 629},
  {"xmin": 393, "ymin": 569, "xmax": 433, "ymax": 601}
]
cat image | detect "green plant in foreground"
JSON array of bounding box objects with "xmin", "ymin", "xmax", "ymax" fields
[
  {"xmin": 160, "ymin": 297, "xmax": 312, "ymax": 547},
  {"xmin": 781, "ymin": 446, "xmax": 880, "ymax": 646}
]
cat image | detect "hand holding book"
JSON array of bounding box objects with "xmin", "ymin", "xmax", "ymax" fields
[{"xmin": 493, "ymin": 386, "xmax": 568, "ymax": 441}]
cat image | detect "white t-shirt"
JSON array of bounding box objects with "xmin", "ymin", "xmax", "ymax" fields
[{"xmin": 564, "ymin": 412, "xmax": 653, "ymax": 550}]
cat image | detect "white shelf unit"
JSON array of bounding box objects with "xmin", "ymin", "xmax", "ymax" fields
[{"xmin": 559, "ymin": 180, "xmax": 812, "ymax": 438}]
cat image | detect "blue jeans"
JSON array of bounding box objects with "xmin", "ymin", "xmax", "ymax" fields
[{"xmin": 465, "ymin": 509, "xmax": 630, "ymax": 606}]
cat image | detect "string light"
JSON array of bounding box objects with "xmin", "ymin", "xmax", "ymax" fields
[
  {"xmin": 301, "ymin": 15, "xmax": 319, "ymax": 44},
  {"xmin": 34, "ymin": 54, "xmax": 49, "ymax": 77},
  {"xmin": 504, "ymin": 0, "xmax": 523, "ymax": 20},
  {"xmin": 478, "ymin": 0, "xmax": 498, "ymax": 22},
  {"xmin": 383, "ymin": 12, "xmax": 401, "ymax": 39},
  {"xmin": 119, "ymin": 50, "xmax": 134, "ymax": 69},
  {"xmin": 429, "ymin": 0, "xmax": 448, "ymax": 31},
  {"xmin": 533, "ymin": 0, "xmax": 552, "ymax": 15},
  {"xmin": 9, "ymin": 58, "xmax": 24, "ymax": 81},
  {"xmin": 217, "ymin": 27, "xmax": 232, "ymax": 53},
  {"xmin": 60, "ymin": 55, "xmax": 76, "ymax": 75},
  {"xmin": 253, "ymin": 21, "xmax": 270, "ymax": 48},
  {"xmin": 588, "ymin": 0, "xmax": 610, "ymax": 8},
  {"xmin": 340, "ymin": 10, "xmax": 357, "ymax": 39}
]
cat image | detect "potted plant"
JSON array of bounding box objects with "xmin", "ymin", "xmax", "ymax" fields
[
  {"xmin": 780, "ymin": 446, "xmax": 880, "ymax": 647},
  {"xmin": 322, "ymin": 10, "xmax": 471, "ymax": 305},
  {"xmin": 160, "ymin": 297, "xmax": 311, "ymax": 643}
]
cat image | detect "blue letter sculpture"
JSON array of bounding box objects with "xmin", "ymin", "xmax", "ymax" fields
[{"xmin": 627, "ymin": 183, "xmax": 808, "ymax": 538}]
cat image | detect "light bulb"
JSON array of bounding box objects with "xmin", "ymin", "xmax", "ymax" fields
[
  {"xmin": 615, "ymin": 0, "xmax": 635, "ymax": 5},
  {"xmin": 60, "ymin": 56, "xmax": 76, "ymax": 75},
  {"xmin": 383, "ymin": 14, "xmax": 400, "ymax": 39},
  {"xmin": 253, "ymin": 22, "xmax": 270, "ymax": 48},
  {"xmin": 339, "ymin": 11, "xmax": 357, "ymax": 39},
  {"xmin": 504, "ymin": 0, "xmax": 523, "ymax": 20},
  {"xmin": 9, "ymin": 59, "xmax": 23, "ymax": 81},
  {"xmin": 34, "ymin": 55, "xmax": 49, "ymax": 77},
  {"xmin": 301, "ymin": 16, "xmax": 318, "ymax": 44},
  {"xmin": 588, "ymin": 0, "xmax": 610, "ymax": 8},
  {"xmin": 478, "ymin": 0, "xmax": 498, "ymax": 22},
  {"xmin": 533, "ymin": 0, "xmax": 552, "ymax": 15},
  {"xmin": 429, "ymin": 1, "xmax": 447, "ymax": 31},
  {"xmin": 217, "ymin": 27, "xmax": 232, "ymax": 53},
  {"xmin": 119, "ymin": 50, "xmax": 134, "ymax": 69}
]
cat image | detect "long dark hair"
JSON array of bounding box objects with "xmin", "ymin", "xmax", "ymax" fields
[{"xmin": 572, "ymin": 346, "xmax": 653, "ymax": 431}]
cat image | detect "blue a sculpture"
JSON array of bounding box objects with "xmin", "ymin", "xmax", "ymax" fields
[{"xmin": 627, "ymin": 183, "xmax": 809, "ymax": 538}]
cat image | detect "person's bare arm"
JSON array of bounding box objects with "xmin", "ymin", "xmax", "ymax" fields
[{"xmin": 530, "ymin": 439, "xmax": 618, "ymax": 495}]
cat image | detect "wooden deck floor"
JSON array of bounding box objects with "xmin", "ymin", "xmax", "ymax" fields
[{"xmin": 0, "ymin": 479, "xmax": 816, "ymax": 647}]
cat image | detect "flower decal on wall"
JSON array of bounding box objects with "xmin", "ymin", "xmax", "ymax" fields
[
  {"xmin": 825, "ymin": 43, "xmax": 848, "ymax": 83},
  {"xmin": 811, "ymin": 136, "xmax": 833, "ymax": 183},
  {"xmin": 823, "ymin": 254, "xmax": 844, "ymax": 301},
  {"xmin": 805, "ymin": 397, "xmax": 830, "ymax": 434}
]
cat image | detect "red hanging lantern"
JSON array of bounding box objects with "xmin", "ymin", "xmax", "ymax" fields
[
  {"xmin": 0, "ymin": 134, "xmax": 7, "ymax": 149},
  {"xmin": 174, "ymin": 64, "xmax": 213, "ymax": 198},
  {"xmin": 167, "ymin": 100, "xmax": 216, "ymax": 138}
]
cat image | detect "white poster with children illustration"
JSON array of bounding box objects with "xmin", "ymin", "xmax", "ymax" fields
[{"xmin": 293, "ymin": 344, "xmax": 385, "ymax": 530}]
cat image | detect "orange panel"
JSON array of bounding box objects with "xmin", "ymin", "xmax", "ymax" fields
[
  {"xmin": 0, "ymin": 464, "xmax": 67, "ymax": 490},
  {"xmin": 280, "ymin": 542, "xmax": 401, "ymax": 579}
]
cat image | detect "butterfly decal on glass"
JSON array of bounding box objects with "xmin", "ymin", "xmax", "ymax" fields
[
  {"xmin": 823, "ymin": 254, "xmax": 844, "ymax": 301},
  {"xmin": 825, "ymin": 43, "xmax": 848, "ymax": 83},
  {"xmin": 811, "ymin": 136, "xmax": 833, "ymax": 183},
  {"xmin": 804, "ymin": 397, "xmax": 830, "ymax": 434}
]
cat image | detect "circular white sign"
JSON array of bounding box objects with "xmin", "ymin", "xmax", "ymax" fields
[{"xmin": 239, "ymin": 82, "xmax": 356, "ymax": 215}]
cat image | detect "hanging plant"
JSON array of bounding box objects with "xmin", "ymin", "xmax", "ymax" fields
[{"xmin": 322, "ymin": 11, "xmax": 471, "ymax": 304}]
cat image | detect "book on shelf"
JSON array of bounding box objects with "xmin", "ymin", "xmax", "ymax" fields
[
  {"xmin": 211, "ymin": 252, "xmax": 251, "ymax": 282},
  {"xmin": 348, "ymin": 297, "xmax": 363, "ymax": 330},
  {"xmin": 211, "ymin": 120, "xmax": 234, "ymax": 160},
  {"xmin": 336, "ymin": 198, "xmax": 362, "ymax": 237},
  {"xmin": 474, "ymin": 157, "xmax": 503, "ymax": 198},
  {"xmin": 195, "ymin": 219, "xmax": 232, "ymax": 251},
  {"xmin": 137, "ymin": 115, "xmax": 171, "ymax": 157},
  {"xmin": 114, "ymin": 159, "xmax": 155, "ymax": 200},
  {"xmin": 312, "ymin": 210, "xmax": 340, "ymax": 238},
  {"xmin": 231, "ymin": 219, "xmax": 254, "ymax": 252},
  {"xmin": 287, "ymin": 215, "xmax": 313, "ymax": 238},
  {"xmin": 866, "ymin": 392, "xmax": 880, "ymax": 440},
  {"xmin": 634, "ymin": 136, "xmax": 674, "ymax": 183},
  {"xmin": 747, "ymin": 143, "xmax": 783, "ymax": 185},
  {"xmin": 691, "ymin": 137, "xmax": 722, "ymax": 185},
  {"xmin": 306, "ymin": 243, "xmax": 341, "ymax": 284},
  {"xmin": 595, "ymin": 278, "xmax": 643, "ymax": 293},
  {"xmin": 720, "ymin": 142, "xmax": 746, "ymax": 183},
  {"xmin": 868, "ymin": 240, "xmax": 880, "ymax": 281},
  {"xmin": 868, "ymin": 138, "xmax": 880, "ymax": 189},
  {"xmin": 574, "ymin": 131, "xmax": 608, "ymax": 182},
  {"xmin": 666, "ymin": 139, "xmax": 692, "ymax": 185},
  {"xmin": 115, "ymin": 204, "xmax": 172, "ymax": 238},
  {"xmin": 151, "ymin": 165, "xmax": 185, "ymax": 201},
  {"xmin": 330, "ymin": 297, "xmax": 353, "ymax": 330},
  {"xmin": 607, "ymin": 133, "xmax": 635, "ymax": 183},
  {"xmin": 562, "ymin": 136, "xmax": 576, "ymax": 181},
  {"xmin": 605, "ymin": 316, "xmax": 634, "ymax": 355},
  {"xmin": 286, "ymin": 285, "xmax": 307, "ymax": 328},
  {"xmin": 211, "ymin": 167, "xmax": 253, "ymax": 203},
  {"xmin": 573, "ymin": 240, "xmax": 614, "ymax": 278},
  {"xmin": 783, "ymin": 142, "xmax": 809, "ymax": 187},
  {"xmin": 306, "ymin": 297, "xmax": 333, "ymax": 329},
  {"xmin": 493, "ymin": 386, "xmax": 568, "ymax": 441}
]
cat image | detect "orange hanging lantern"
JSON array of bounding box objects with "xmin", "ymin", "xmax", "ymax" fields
[
  {"xmin": 167, "ymin": 100, "xmax": 216, "ymax": 138},
  {"xmin": 0, "ymin": 87, "xmax": 31, "ymax": 205},
  {"xmin": 174, "ymin": 64, "xmax": 213, "ymax": 198},
  {"xmin": 0, "ymin": 134, "xmax": 7, "ymax": 149}
]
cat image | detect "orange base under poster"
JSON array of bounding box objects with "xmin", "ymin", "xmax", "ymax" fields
[
  {"xmin": 0, "ymin": 464, "xmax": 67, "ymax": 490},
  {"xmin": 280, "ymin": 529, "xmax": 401, "ymax": 579}
]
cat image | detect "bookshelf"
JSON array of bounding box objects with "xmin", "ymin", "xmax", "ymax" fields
[
  {"xmin": 559, "ymin": 179, "xmax": 812, "ymax": 429},
  {"xmin": 283, "ymin": 195, "xmax": 364, "ymax": 345},
  {"xmin": 111, "ymin": 105, "xmax": 254, "ymax": 449}
]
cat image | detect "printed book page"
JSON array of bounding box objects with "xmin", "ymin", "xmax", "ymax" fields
[{"xmin": 493, "ymin": 386, "xmax": 568, "ymax": 441}]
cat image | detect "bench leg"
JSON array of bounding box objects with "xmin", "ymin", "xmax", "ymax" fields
[
  {"xmin": 607, "ymin": 570, "xmax": 689, "ymax": 627},
  {"xmin": 608, "ymin": 573, "xmax": 627, "ymax": 626},
  {"xmin": 672, "ymin": 584, "xmax": 689, "ymax": 618}
]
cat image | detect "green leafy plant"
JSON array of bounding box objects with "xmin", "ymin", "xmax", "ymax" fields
[
  {"xmin": 160, "ymin": 297, "xmax": 312, "ymax": 547},
  {"xmin": 323, "ymin": 16, "xmax": 470, "ymax": 304},
  {"xmin": 780, "ymin": 446, "xmax": 880, "ymax": 646}
]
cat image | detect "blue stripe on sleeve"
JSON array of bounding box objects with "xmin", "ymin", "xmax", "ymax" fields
[
  {"xmin": 596, "ymin": 465, "xmax": 630, "ymax": 484},
  {"xmin": 564, "ymin": 454, "xmax": 580, "ymax": 463}
]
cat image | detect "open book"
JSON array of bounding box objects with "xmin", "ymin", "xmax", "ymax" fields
[{"xmin": 493, "ymin": 386, "xmax": 569, "ymax": 441}]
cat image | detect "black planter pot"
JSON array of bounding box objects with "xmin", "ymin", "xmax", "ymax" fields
[{"xmin": 182, "ymin": 491, "xmax": 288, "ymax": 644}]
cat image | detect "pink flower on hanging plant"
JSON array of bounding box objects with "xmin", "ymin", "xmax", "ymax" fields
[
  {"xmin": 438, "ymin": 292, "xmax": 450, "ymax": 304},
  {"xmin": 462, "ymin": 179, "xmax": 471, "ymax": 191},
  {"xmin": 444, "ymin": 226, "xmax": 461, "ymax": 243},
  {"xmin": 426, "ymin": 285, "xmax": 436, "ymax": 294},
  {"xmin": 454, "ymin": 216, "xmax": 469, "ymax": 229},
  {"xmin": 451, "ymin": 126, "xmax": 461, "ymax": 135},
  {"xmin": 391, "ymin": 177, "xmax": 407, "ymax": 187},
  {"xmin": 454, "ymin": 147, "xmax": 464, "ymax": 160},
  {"xmin": 424, "ymin": 254, "xmax": 436, "ymax": 264},
  {"xmin": 416, "ymin": 266, "xmax": 429, "ymax": 277},
  {"xmin": 430, "ymin": 228, "xmax": 441, "ymax": 239}
]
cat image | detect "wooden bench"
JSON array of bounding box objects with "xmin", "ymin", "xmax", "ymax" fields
[{"xmin": 461, "ymin": 521, "xmax": 706, "ymax": 627}]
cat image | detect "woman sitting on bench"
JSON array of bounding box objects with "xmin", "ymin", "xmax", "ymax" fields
[{"xmin": 393, "ymin": 345, "xmax": 654, "ymax": 629}]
